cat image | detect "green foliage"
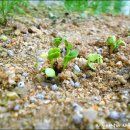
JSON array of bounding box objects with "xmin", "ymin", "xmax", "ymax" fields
[
  {"xmin": 63, "ymin": 50, "xmax": 79, "ymax": 69},
  {"xmin": 64, "ymin": 0, "xmax": 88, "ymax": 12},
  {"xmin": 87, "ymin": 53, "xmax": 103, "ymax": 70},
  {"xmin": 64, "ymin": 39, "xmax": 73, "ymax": 54},
  {"xmin": 0, "ymin": 0, "xmax": 29, "ymax": 25},
  {"xmin": 64, "ymin": 0, "xmax": 126, "ymax": 15},
  {"xmin": 47, "ymin": 48, "xmax": 60, "ymax": 66},
  {"xmin": 53, "ymin": 37, "xmax": 63, "ymax": 47},
  {"xmin": 106, "ymin": 36, "xmax": 125, "ymax": 52},
  {"xmin": 45, "ymin": 68, "xmax": 56, "ymax": 78}
]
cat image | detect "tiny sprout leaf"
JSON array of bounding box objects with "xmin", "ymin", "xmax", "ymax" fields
[
  {"xmin": 47, "ymin": 48, "xmax": 60, "ymax": 61},
  {"xmin": 40, "ymin": 52, "xmax": 47, "ymax": 58},
  {"xmin": 106, "ymin": 36, "xmax": 116, "ymax": 46},
  {"xmin": 64, "ymin": 39, "xmax": 73, "ymax": 53},
  {"xmin": 63, "ymin": 50, "xmax": 79, "ymax": 69},
  {"xmin": 87, "ymin": 53, "xmax": 103, "ymax": 70},
  {"xmin": 116, "ymin": 39, "xmax": 125, "ymax": 49},
  {"xmin": 53, "ymin": 37, "xmax": 62, "ymax": 47},
  {"xmin": 45, "ymin": 68, "xmax": 56, "ymax": 77},
  {"xmin": 88, "ymin": 63, "xmax": 96, "ymax": 70}
]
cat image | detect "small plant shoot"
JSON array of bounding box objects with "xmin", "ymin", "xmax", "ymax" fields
[
  {"xmin": 63, "ymin": 50, "xmax": 79, "ymax": 69},
  {"xmin": 64, "ymin": 39, "xmax": 73, "ymax": 54},
  {"xmin": 106, "ymin": 36, "xmax": 125, "ymax": 54},
  {"xmin": 87, "ymin": 53, "xmax": 103, "ymax": 70},
  {"xmin": 45, "ymin": 68, "xmax": 56, "ymax": 78},
  {"xmin": 47, "ymin": 48, "xmax": 60, "ymax": 66},
  {"xmin": 53, "ymin": 37, "xmax": 62, "ymax": 47}
]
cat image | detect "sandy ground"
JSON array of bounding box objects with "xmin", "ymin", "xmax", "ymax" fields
[{"xmin": 0, "ymin": 10, "xmax": 130, "ymax": 129}]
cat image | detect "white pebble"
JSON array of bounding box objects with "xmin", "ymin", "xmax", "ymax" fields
[
  {"xmin": 7, "ymin": 50, "xmax": 14, "ymax": 57},
  {"xmin": 74, "ymin": 82, "xmax": 80, "ymax": 88},
  {"xmin": 36, "ymin": 93, "xmax": 44, "ymax": 100},
  {"xmin": 51, "ymin": 84, "xmax": 58, "ymax": 91},
  {"xmin": 70, "ymin": 80, "xmax": 75, "ymax": 87},
  {"xmin": 73, "ymin": 65, "xmax": 81, "ymax": 73},
  {"xmin": 18, "ymin": 81, "xmax": 25, "ymax": 88},
  {"xmin": 73, "ymin": 112, "xmax": 83, "ymax": 124}
]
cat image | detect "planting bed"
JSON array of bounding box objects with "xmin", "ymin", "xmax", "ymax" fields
[{"xmin": 0, "ymin": 10, "xmax": 130, "ymax": 129}]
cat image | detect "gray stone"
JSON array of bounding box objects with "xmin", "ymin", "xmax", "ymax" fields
[
  {"xmin": 74, "ymin": 82, "xmax": 80, "ymax": 88},
  {"xmin": 14, "ymin": 104, "xmax": 21, "ymax": 111},
  {"xmin": 29, "ymin": 96, "xmax": 37, "ymax": 103},
  {"xmin": 17, "ymin": 81, "xmax": 25, "ymax": 88},
  {"xmin": 70, "ymin": 80, "xmax": 75, "ymax": 87},
  {"xmin": 7, "ymin": 50, "xmax": 14, "ymax": 57},
  {"xmin": 109, "ymin": 111, "xmax": 120, "ymax": 120},
  {"xmin": 51, "ymin": 84, "xmax": 58, "ymax": 91},
  {"xmin": 36, "ymin": 93, "xmax": 44, "ymax": 100},
  {"xmin": 73, "ymin": 112, "xmax": 83, "ymax": 124}
]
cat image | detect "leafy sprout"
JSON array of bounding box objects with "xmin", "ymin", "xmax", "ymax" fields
[
  {"xmin": 45, "ymin": 68, "xmax": 56, "ymax": 78},
  {"xmin": 63, "ymin": 50, "xmax": 79, "ymax": 69},
  {"xmin": 47, "ymin": 48, "xmax": 60, "ymax": 66},
  {"xmin": 87, "ymin": 53, "xmax": 103, "ymax": 70},
  {"xmin": 64, "ymin": 39, "xmax": 73, "ymax": 54},
  {"xmin": 53, "ymin": 37, "xmax": 62, "ymax": 47},
  {"xmin": 106, "ymin": 36, "xmax": 125, "ymax": 53}
]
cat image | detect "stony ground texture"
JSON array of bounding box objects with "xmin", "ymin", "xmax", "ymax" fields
[{"xmin": 0, "ymin": 10, "xmax": 130, "ymax": 129}]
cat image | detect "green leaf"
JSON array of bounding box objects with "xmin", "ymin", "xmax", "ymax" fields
[
  {"xmin": 63, "ymin": 50, "xmax": 78, "ymax": 69},
  {"xmin": 45, "ymin": 68, "xmax": 56, "ymax": 78},
  {"xmin": 47, "ymin": 48, "xmax": 60, "ymax": 61},
  {"xmin": 116, "ymin": 39, "xmax": 125, "ymax": 49},
  {"xmin": 53, "ymin": 37, "xmax": 62, "ymax": 47},
  {"xmin": 106, "ymin": 36, "xmax": 117, "ymax": 51},
  {"xmin": 64, "ymin": 39, "xmax": 73, "ymax": 54},
  {"xmin": 88, "ymin": 63, "xmax": 96, "ymax": 70},
  {"xmin": 87, "ymin": 53, "xmax": 103, "ymax": 70}
]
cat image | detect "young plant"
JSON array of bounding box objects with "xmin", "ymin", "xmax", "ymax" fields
[
  {"xmin": 106, "ymin": 36, "xmax": 125, "ymax": 55},
  {"xmin": 87, "ymin": 53, "xmax": 103, "ymax": 70},
  {"xmin": 64, "ymin": 39, "xmax": 73, "ymax": 54},
  {"xmin": 53, "ymin": 37, "xmax": 62, "ymax": 47},
  {"xmin": 47, "ymin": 48, "xmax": 60, "ymax": 67},
  {"xmin": 45, "ymin": 68, "xmax": 56, "ymax": 78},
  {"xmin": 63, "ymin": 50, "xmax": 79, "ymax": 69}
]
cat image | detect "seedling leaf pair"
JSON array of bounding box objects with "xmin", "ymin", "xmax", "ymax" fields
[
  {"xmin": 87, "ymin": 53, "xmax": 103, "ymax": 70},
  {"xmin": 53, "ymin": 37, "xmax": 62, "ymax": 47},
  {"xmin": 63, "ymin": 50, "xmax": 79, "ymax": 69},
  {"xmin": 106, "ymin": 36, "xmax": 125, "ymax": 52}
]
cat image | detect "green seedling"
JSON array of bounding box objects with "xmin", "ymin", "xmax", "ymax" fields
[
  {"xmin": 53, "ymin": 37, "xmax": 62, "ymax": 47},
  {"xmin": 47, "ymin": 48, "xmax": 60, "ymax": 66},
  {"xmin": 63, "ymin": 50, "xmax": 78, "ymax": 69},
  {"xmin": 87, "ymin": 53, "xmax": 103, "ymax": 70},
  {"xmin": 0, "ymin": 35, "xmax": 8, "ymax": 41},
  {"xmin": 106, "ymin": 36, "xmax": 125, "ymax": 54},
  {"xmin": 64, "ymin": 39, "xmax": 73, "ymax": 54},
  {"xmin": 45, "ymin": 68, "xmax": 56, "ymax": 78}
]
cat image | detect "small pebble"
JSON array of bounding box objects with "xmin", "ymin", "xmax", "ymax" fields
[
  {"xmin": 72, "ymin": 103, "xmax": 83, "ymax": 113},
  {"xmin": 7, "ymin": 50, "xmax": 14, "ymax": 57},
  {"xmin": 6, "ymin": 92, "xmax": 19, "ymax": 100},
  {"xmin": 96, "ymin": 48, "xmax": 103, "ymax": 54},
  {"xmin": 37, "ymin": 57, "xmax": 44, "ymax": 63},
  {"xmin": 14, "ymin": 104, "xmax": 21, "ymax": 111},
  {"xmin": 17, "ymin": 81, "xmax": 25, "ymax": 88},
  {"xmin": 70, "ymin": 80, "xmax": 75, "ymax": 87},
  {"xmin": 74, "ymin": 82, "xmax": 80, "ymax": 88},
  {"xmin": 29, "ymin": 96, "xmax": 37, "ymax": 103},
  {"xmin": 116, "ymin": 61, "xmax": 123, "ymax": 68},
  {"xmin": 51, "ymin": 84, "xmax": 58, "ymax": 91},
  {"xmin": 73, "ymin": 112, "xmax": 83, "ymax": 124},
  {"xmin": 36, "ymin": 93, "xmax": 44, "ymax": 100},
  {"xmin": 109, "ymin": 111, "xmax": 120, "ymax": 120},
  {"xmin": 22, "ymin": 72, "xmax": 28, "ymax": 77},
  {"xmin": 73, "ymin": 65, "xmax": 81, "ymax": 73}
]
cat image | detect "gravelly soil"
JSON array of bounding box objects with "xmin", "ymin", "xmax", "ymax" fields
[{"xmin": 0, "ymin": 11, "xmax": 130, "ymax": 129}]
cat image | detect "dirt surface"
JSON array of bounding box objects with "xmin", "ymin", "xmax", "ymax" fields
[{"xmin": 0, "ymin": 10, "xmax": 130, "ymax": 129}]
